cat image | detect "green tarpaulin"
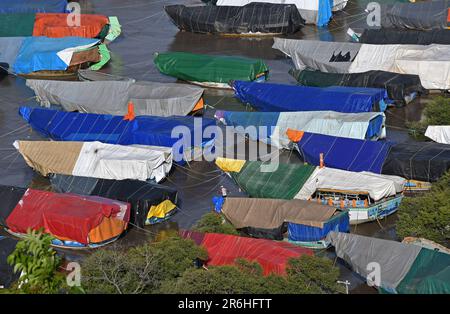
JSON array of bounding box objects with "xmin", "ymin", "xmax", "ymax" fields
[
  {"xmin": 231, "ymin": 161, "xmax": 315, "ymax": 199},
  {"xmin": 0, "ymin": 13, "xmax": 36, "ymax": 37},
  {"xmin": 396, "ymin": 248, "xmax": 450, "ymax": 294},
  {"xmin": 154, "ymin": 52, "xmax": 269, "ymax": 83}
]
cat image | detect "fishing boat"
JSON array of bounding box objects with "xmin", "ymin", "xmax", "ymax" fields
[
  {"xmin": 0, "ymin": 0, "xmax": 68, "ymax": 14},
  {"xmin": 231, "ymin": 80, "xmax": 392, "ymax": 113},
  {"xmin": 50, "ymin": 175, "xmax": 179, "ymax": 227},
  {"xmin": 26, "ymin": 79, "xmax": 205, "ymax": 117},
  {"xmin": 165, "ymin": 3, "xmax": 304, "ymax": 36},
  {"xmin": 215, "ymin": 110, "xmax": 386, "ymax": 149},
  {"xmin": 217, "ymin": 197, "xmax": 349, "ymax": 249},
  {"xmin": 14, "ymin": 140, "xmax": 173, "ymax": 182},
  {"xmin": 215, "ymin": 158, "xmax": 405, "ymax": 225},
  {"xmin": 0, "ymin": 37, "xmax": 110, "ymax": 79},
  {"xmin": 0, "ymin": 13, "xmax": 121, "ymax": 42},
  {"xmin": 327, "ymin": 232, "xmax": 450, "ymax": 294},
  {"xmin": 287, "ymin": 130, "xmax": 450, "ymax": 184},
  {"xmin": 18, "ymin": 106, "xmax": 216, "ymax": 163},
  {"xmin": 289, "ymin": 69, "xmax": 424, "ymax": 105},
  {"xmin": 153, "ymin": 51, "xmax": 269, "ymax": 89},
  {"xmin": 180, "ymin": 229, "xmax": 313, "ymax": 275},
  {"xmin": 357, "ymin": 29, "xmax": 450, "ymax": 45},
  {"xmin": 402, "ymin": 237, "xmax": 450, "ymax": 254},
  {"xmin": 0, "ymin": 185, "xmax": 130, "ymax": 249},
  {"xmin": 210, "ymin": 0, "xmax": 348, "ymax": 26},
  {"xmin": 273, "ymin": 38, "xmax": 450, "ymax": 90}
]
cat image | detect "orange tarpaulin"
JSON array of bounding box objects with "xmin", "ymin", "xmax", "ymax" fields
[{"xmin": 33, "ymin": 13, "xmax": 109, "ymax": 38}]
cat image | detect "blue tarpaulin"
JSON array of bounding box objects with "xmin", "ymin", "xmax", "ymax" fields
[
  {"xmin": 0, "ymin": 0, "xmax": 68, "ymax": 14},
  {"xmin": 232, "ymin": 81, "xmax": 390, "ymax": 113},
  {"xmin": 13, "ymin": 37, "xmax": 100, "ymax": 74},
  {"xmin": 295, "ymin": 132, "xmax": 393, "ymax": 173},
  {"xmin": 317, "ymin": 0, "xmax": 333, "ymax": 27},
  {"xmin": 19, "ymin": 107, "xmax": 217, "ymax": 157},
  {"xmin": 288, "ymin": 210, "xmax": 349, "ymax": 242}
]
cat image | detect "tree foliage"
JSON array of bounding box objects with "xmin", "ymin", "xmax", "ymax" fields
[
  {"xmin": 407, "ymin": 96, "xmax": 450, "ymax": 140},
  {"xmin": 192, "ymin": 212, "xmax": 239, "ymax": 235},
  {"xmin": 397, "ymin": 171, "xmax": 450, "ymax": 247},
  {"xmin": 6, "ymin": 229, "xmax": 65, "ymax": 294}
]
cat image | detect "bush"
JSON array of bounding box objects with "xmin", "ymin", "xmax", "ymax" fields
[
  {"xmin": 81, "ymin": 237, "xmax": 208, "ymax": 294},
  {"xmin": 407, "ymin": 96, "xmax": 450, "ymax": 140},
  {"xmin": 397, "ymin": 171, "xmax": 450, "ymax": 247},
  {"xmin": 192, "ymin": 212, "xmax": 239, "ymax": 235},
  {"xmin": 159, "ymin": 255, "xmax": 344, "ymax": 294}
]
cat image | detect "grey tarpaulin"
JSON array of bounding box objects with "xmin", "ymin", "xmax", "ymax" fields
[
  {"xmin": 26, "ymin": 79, "xmax": 204, "ymax": 117},
  {"xmin": 78, "ymin": 69, "xmax": 134, "ymax": 82},
  {"xmin": 326, "ymin": 232, "xmax": 421, "ymax": 292},
  {"xmin": 382, "ymin": 142, "xmax": 450, "ymax": 182},
  {"xmin": 0, "ymin": 37, "xmax": 24, "ymax": 66},
  {"xmin": 165, "ymin": 3, "xmax": 305, "ymax": 35},
  {"xmin": 381, "ymin": 0, "xmax": 450, "ymax": 30},
  {"xmin": 359, "ymin": 29, "xmax": 450, "ymax": 45},
  {"xmin": 272, "ymin": 38, "xmax": 361, "ymax": 73}
]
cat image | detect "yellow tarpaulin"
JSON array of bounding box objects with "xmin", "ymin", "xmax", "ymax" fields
[
  {"xmin": 147, "ymin": 200, "xmax": 176, "ymax": 219},
  {"xmin": 215, "ymin": 157, "xmax": 246, "ymax": 173}
]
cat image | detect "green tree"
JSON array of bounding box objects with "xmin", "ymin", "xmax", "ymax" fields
[
  {"xmin": 6, "ymin": 229, "xmax": 65, "ymax": 294},
  {"xmin": 193, "ymin": 212, "xmax": 239, "ymax": 235},
  {"xmin": 407, "ymin": 96, "xmax": 450, "ymax": 140},
  {"xmin": 397, "ymin": 171, "xmax": 450, "ymax": 246}
]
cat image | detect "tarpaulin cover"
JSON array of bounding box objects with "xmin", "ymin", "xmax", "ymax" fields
[
  {"xmin": 0, "ymin": 0, "xmax": 68, "ymax": 14},
  {"xmin": 382, "ymin": 142, "xmax": 450, "ymax": 182},
  {"xmin": 296, "ymin": 167, "xmax": 405, "ymax": 202},
  {"xmin": 425, "ymin": 126, "xmax": 450, "ymax": 144},
  {"xmin": 327, "ymin": 232, "xmax": 422, "ymax": 292},
  {"xmin": 221, "ymin": 197, "xmax": 349, "ymax": 241},
  {"xmin": 51, "ymin": 175, "xmax": 178, "ymax": 228},
  {"xmin": 381, "ymin": 0, "xmax": 450, "ymax": 30},
  {"xmin": 214, "ymin": 0, "xmax": 349, "ymax": 26},
  {"xmin": 165, "ymin": 3, "xmax": 304, "ymax": 35},
  {"xmin": 19, "ymin": 106, "xmax": 216, "ymax": 152},
  {"xmin": 14, "ymin": 140, "xmax": 173, "ymax": 182},
  {"xmin": 327, "ymin": 232, "xmax": 450, "ymax": 294},
  {"xmin": 232, "ymin": 80, "xmax": 390, "ymax": 113},
  {"xmin": 0, "ymin": 185, "xmax": 27, "ymax": 227},
  {"xmin": 0, "ymin": 38, "xmax": 25, "ymax": 66},
  {"xmin": 180, "ymin": 230, "xmax": 313, "ymax": 275},
  {"xmin": 217, "ymin": 110, "xmax": 386, "ymax": 148},
  {"xmin": 0, "ymin": 63, "xmax": 8, "ymax": 80},
  {"xmin": 154, "ymin": 51, "xmax": 269, "ymax": 83},
  {"xmin": 394, "ymin": 247, "xmax": 450, "ymax": 294},
  {"xmin": 5, "ymin": 188, "xmax": 130, "ymax": 245},
  {"xmin": 26, "ymin": 79, "xmax": 204, "ymax": 117},
  {"xmin": 12, "ymin": 36, "xmax": 100, "ymax": 74},
  {"xmin": 216, "ymin": 158, "xmax": 316, "ymax": 199},
  {"xmin": 294, "ymin": 132, "xmax": 393, "ymax": 173},
  {"xmin": 0, "ymin": 13, "xmax": 36, "ymax": 37},
  {"xmin": 359, "ymin": 29, "xmax": 450, "ymax": 45},
  {"xmin": 32, "ymin": 13, "xmax": 109, "ymax": 38},
  {"xmin": 290, "ymin": 69, "xmax": 424, "ymax": 103},
  {"xmin": 272, "ymin": 38, "xmax": 361, "ymax": 73},
  {"xmin": 349, "ymin": 43, "xmax": 450, "ymax": 90}
]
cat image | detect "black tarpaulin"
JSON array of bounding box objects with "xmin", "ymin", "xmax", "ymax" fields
[
  {"xmin": 0, "ymin": 185, "xmax": 26, "ymax": 227},
  {"xmin": 359, "ymin": 29, "xmax": 450, "ymax": 45},
  {"xmin": 0, "ymin": 63, "xmax": 8, "ymax": 80},
  {"xmin": 50, "ymin": 175, "xmax": 178, "ymax": 228},
  {"xmin": 381, "ymin": 0, "xmax": 450, "ymax": 30},
  {"xmin": 290, "ymin": 69, "xmax": 425, "ymax": 104},
  {"xmin": 164, "ymin": 3, "xmax": 305, "ymax": 35},
  {"xmin": 382, "ymin": 142, "xmax": 450, "ymax": 182}
]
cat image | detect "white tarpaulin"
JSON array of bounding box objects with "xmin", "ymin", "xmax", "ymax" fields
[
  {"xmin": 272, "ymin": 38, "xmax": 360, "ymax": 72},
  {"xmin": 215, "ymin": 0, "xmax": 348, "ymax": 24},
  {"xmin": 14, "ymin": 140, "xmax": 172, "ymax": 182},
  {"xmin": 326, "ymin": 232, "xmax": 421, "ymax": 292},
  {"xmin": 349, "ymin": 44, "xmax": 450, "ymax": 90},
  {"xmin": 26, "ymin": 79, "xmax": 204, "ymax": 117},
  {"xmin": 294, "ymin": 167, "xmax": 405, "ymax": 201},
  {"xmin": 425, "ymin": 126, "xmax": 450, "ymax": 144}
]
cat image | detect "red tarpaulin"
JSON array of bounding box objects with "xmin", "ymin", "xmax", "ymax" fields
[
  {"xmin": 181, "ymin": 230, "xmax": 313, "ymax": 275},
  {"xmin": 32, "ymin": 13, "xmax": 109, "ymax": 38},
  {"xmin": 6, "ymin": 189, "xmax": 130, "ymax": 244}
]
